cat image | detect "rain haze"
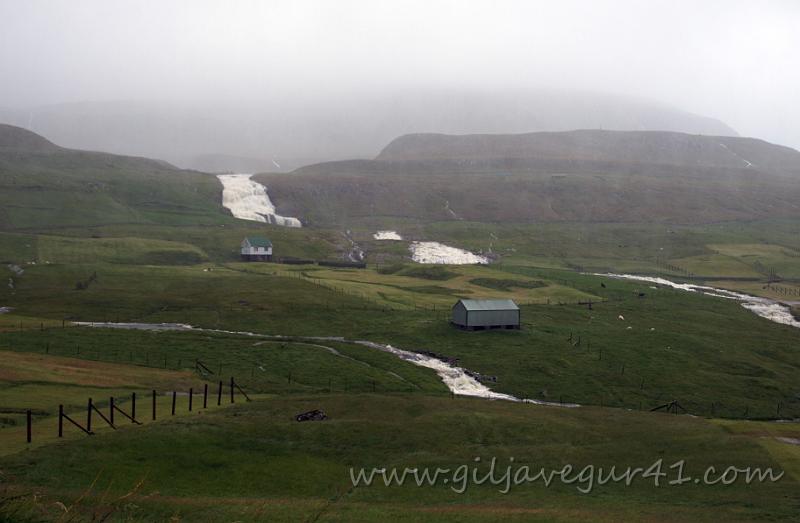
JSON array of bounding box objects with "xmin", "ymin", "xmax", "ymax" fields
[
  {"xmin": 1, "ymin": 0, "xmax": 799, "ymax": 169},
  {"xmin": 3, "ymin": 3, "xmax": 800, "ymax": 521}
]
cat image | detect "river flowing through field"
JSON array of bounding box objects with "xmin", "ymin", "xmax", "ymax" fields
[
  {"xmin": 597, "ymin": 273, "xmax": 800, "ymax": 329},
  {"xmin": 73, "ymin": 321, "xmax": 576, "ymax": 407},
  {"xmin": 17, "ymin": 270, "xmax": 798, "ymax": 409}
]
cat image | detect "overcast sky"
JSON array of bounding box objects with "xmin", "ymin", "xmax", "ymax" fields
[{"xmin": 1, "ymin": 0, "xmax": 799, "ymax": 148}]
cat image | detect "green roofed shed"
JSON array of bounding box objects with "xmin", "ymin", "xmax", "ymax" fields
[
  {"xmin": 451, "ymin": 299, "xmax": 520, "ymax": 330},
  {"xmin": 241, "ymin": 236, "xmax": 273, "ymax": 261},
  {"xmin": 244, "ymin": 236, "xmax": 272, "ymax": 248}
]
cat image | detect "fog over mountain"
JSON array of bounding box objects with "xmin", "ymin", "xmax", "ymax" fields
[
  {"xmin": 0, "ymin": 1, "xmax": 798, "ymax": 171},
  {"xmin": 0, "ymin": 91, "xmax": 737, "ymax": 172}
]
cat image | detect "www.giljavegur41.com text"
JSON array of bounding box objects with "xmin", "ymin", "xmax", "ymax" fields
[{"xmin": 349, "ymin": 458, "xmax": 784, "ymax": 494}]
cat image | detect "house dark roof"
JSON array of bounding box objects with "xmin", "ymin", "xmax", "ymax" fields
[
  {"xmin": 244, "ymin": 236, "xmax": 272, "ymax": 248},
  {"xmin": 455, "ymin": 299, "xmax": 519, "ymax": 311}
]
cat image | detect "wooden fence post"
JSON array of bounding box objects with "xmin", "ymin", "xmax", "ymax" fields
[
  {"xmin": 131, "ymin": 392, "xmax": 136, "ymax": 422},
  {"xmin": 87, "ymin": 398, "xmax": 93, "ymax": 433},
  {"xmin": 171, "ymin": 391, "xmax": 176, "ymax": 415},
  {"xmin": 189, "ymin": 388, "xmax": 193, "ymax": 411},
  {"xmin": 58, "ymin": 405, "xmax": 64, "ymax": 437},
  {"xmin": 232, "ymin": 380, "xmax": 251, "ymax": 402},
  {"xmin": 110, "ymin": 397, "xmax": 115, "ymax": 425},
  {"xmin": 26, "ymin": 409, "xmax": 31, "ymax": 443},
  {"xmin": 217, "ymin": 381, "xmax": 222, "ymax": 406},
  {"xmin": 152, "ymin": 390, "xmax": 156, "ymax": 421},
  {"xmin": 203, "ymin": 384, "xmax": 208, "ymax": 408}
]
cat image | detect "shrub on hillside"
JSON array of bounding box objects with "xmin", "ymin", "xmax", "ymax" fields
[
  {"xmin": 377, "ymin": 263, "xmax": 406, "ymax": 275},
  {"xmin": 121, "ymin": 250, "xmax": 206, "ymax": 265},
  {"xmin": 469, "ymin": 278, "xmax": 546, "ymax": 291},
  {"xmin": 400, "ymin": 266, "xmax": 458, "ymax": 280}
]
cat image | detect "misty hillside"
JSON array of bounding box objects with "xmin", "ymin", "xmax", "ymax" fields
[
  {"xmin": 377, "ymin": 130, "xmax": 800, "ymax": 174},
  {"xmin": 0, "ymin": 123, "xmax": 61, "ymax": 153},
  {"xmin": 259, "ymin": 129, "xmax": 800, "ymax": 225},
  {"xmin": 5, "ymin": 121, "xmax": 800, "ymax": 231},
  {"xmin": 0, "ymin": 90, "xmax": 737, "ymax": 172},
  {"xmin": 0, "ymin": 124, "xmax": 226, "ymax": 229}
]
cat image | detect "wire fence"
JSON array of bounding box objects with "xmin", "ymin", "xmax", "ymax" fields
[{"xmin": 23, "ymin": 377, "xmax": 250, "ymax": 444}]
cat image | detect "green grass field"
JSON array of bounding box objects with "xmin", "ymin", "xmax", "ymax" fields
[
  {"xmin": 3, "ymin": 139, "xmax": 800, "ymax": 520},
  {"xmin": 0, "ymin": 327, "xmax": 447, "ymax": 459},
  {"xmin": 0, "ymin": 347, "xmax": 251, "ymax": 457},
  {"xmin": 2, "ymin": 259, "xmax": 799, "ymax": 420},
  {"xmin": 0, "ymin": 146, "xmax": 231, "ymax": 229},
  {"xmin": 1, "ymin": 394, "xmax": 798, "ymax": 522}
]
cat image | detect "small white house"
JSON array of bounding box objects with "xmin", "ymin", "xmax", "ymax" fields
[{"xmin": 241, "ymin": 236, "xmax": 272, "ymax": 261}]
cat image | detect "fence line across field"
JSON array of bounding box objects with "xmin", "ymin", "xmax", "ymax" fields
[{"xmin": 24, "ymin": 377, "xmax": 250, "ymax": 444}]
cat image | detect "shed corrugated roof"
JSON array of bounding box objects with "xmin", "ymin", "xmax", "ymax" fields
[
  {"xmin": 245, "ymin": 236, "xmax": 272, "ymax": 248},
  {"xmin": 455, "ymin": 299, "xmax": 519, "ymax": 311}
]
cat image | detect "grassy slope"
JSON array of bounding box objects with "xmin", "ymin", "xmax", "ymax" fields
[
  {"xmin": 0, "ymin": 325, "xmax": 446, "ymax": 456},
  {"xmin": 2, "ymin": 262, "xmax": 799, "ymax": 419},
  {"xmin": 348, "ymin": 219, "xmax": 800, "ymax": 282},
  {"xmin": 255, "ymin": 131, "xmax": 800, "ymax": 247},
  {"xmin": 2, "ymin": 126, "xmax": 800, "ymax": 520},
  {"xmin": 0, "ymin": 148, "xmax": 228, "ymax": 230},
  {"xmin": 0, "ymin": 348, "xmax": 224, "ymax": 456},
  {"xmin": 1, "ymin": 394, "xmax": 798, "ymax": 522},
  {"xmin": 259, "ymin": 129, "xmax": 800, "ymax": 225},
  {"xmin": 375, "ymin": 130, "xmax": 800, "ymax": 172},
  {"xmin": 0, "ymin": 328, "xmax": 446, "ymax": 400},
  {"xmin": 259, "ymin": 168, "xmax": 800, "ymax": 226},
  {"xmin": 0, "ymin": 225, "xmax": 344, "ymax": 266},
  {"xmin": 7, "ymin": 219, "xmax": 800, "ymax": 288}
]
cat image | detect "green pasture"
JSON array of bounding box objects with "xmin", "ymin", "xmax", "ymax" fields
[
  {"xmin": 2, "ymin": 260, "xmax": 800, "ymax": 419},
  {"xmin": 1, "ymin": 394, "xmax": 798, "ymax": 522}
]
